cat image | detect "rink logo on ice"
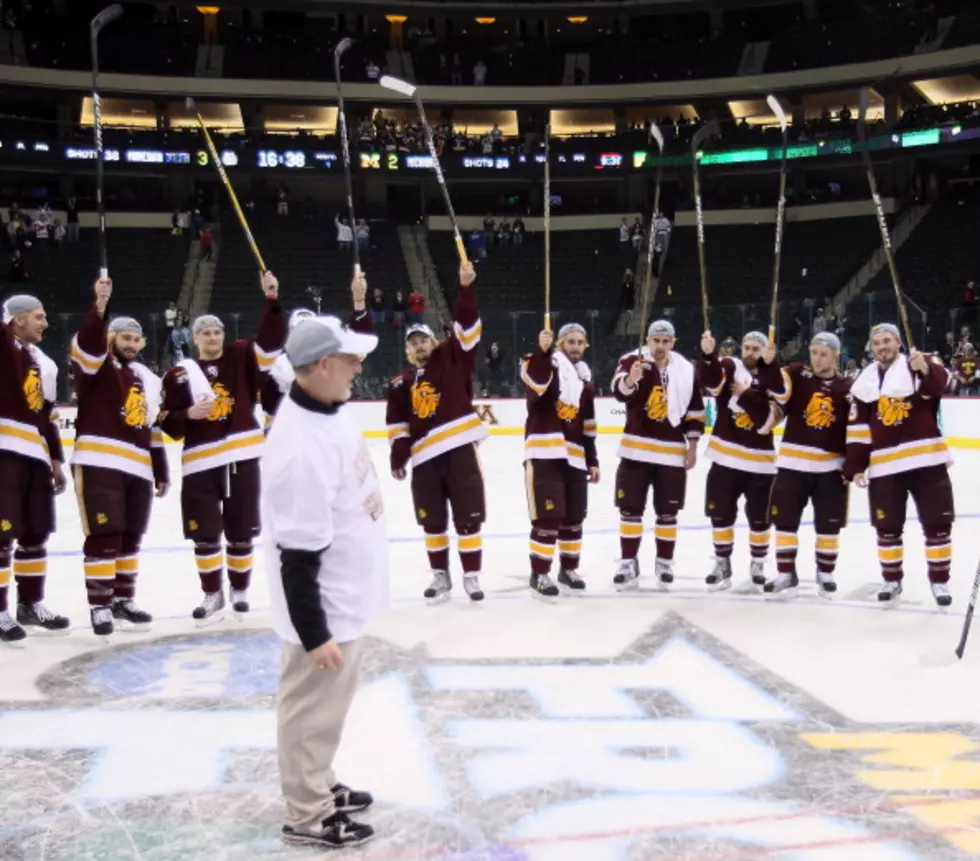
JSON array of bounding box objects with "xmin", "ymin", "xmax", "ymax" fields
[{"xmin": 0, "ymin": 623, "xmax": 976, "ymax": 859}]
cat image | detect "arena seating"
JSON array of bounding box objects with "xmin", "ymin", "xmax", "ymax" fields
[
  {"xmin": 1, "ymin": 228, "xmax": 190, "ymax": 396},
  {"xmin": 209, "ymin": 215, "xmax": 412, "ymax": 384},
  {"xmin": 654, "ymin": 215, "xmax": 884, "ymax": 349}
]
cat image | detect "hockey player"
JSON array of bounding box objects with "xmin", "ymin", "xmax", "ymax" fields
[
  {"xmin": 698, "ymin": 330, "xmax": 782, "ymax": 592},
  {"xmin": 844, "ymin": 323, "xmax": 953, "ymax": 607},
  {"xmin": 521, "ymin": 323, "xmax": 600, "ymax": 600},
  {"xmin": 385, "ymin": 262, "xmax": 487, "ymax": 603},
  {"xmin": 757, "ymin": 332, "xmax": 851, "ymax": 598},
  {"xmin": 262, "ymin": 277, "xmax": 374, "ymax": 431},
  {"xmin": 160, "ymin": 271, "xmax": 285, "ymax": 622},
  {"xmin": 610, "ymin": 320, "xmax": 704, "ymax": 591},
  {"xmin": 70, "ymin": 278, "xmax": 170, "ymax": 636},
  {"xmin": 0, "ymin": 294, "xmax": 68, "ymax": 645}
]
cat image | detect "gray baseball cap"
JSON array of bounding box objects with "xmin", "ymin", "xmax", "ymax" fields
[
  {"xmin": 285, "ymin": 316, "xmax": 378, "ymax": 367},
  {"xmin": 2, "ymin": 294, "xmax": 42, "ymax": 323}
]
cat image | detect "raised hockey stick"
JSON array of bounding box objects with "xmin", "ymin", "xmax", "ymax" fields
[
  {"xmin": 544, "ymin": 123, "xmax": 551, "ymax": 331},
  {"xmin": 380, "ymin": 75, "xmax": 469, "ymax": 267},
  {"xmin": 636, "ymin": 123, "xmax": 665, "ymax": 351},
  {"xmin": 334, "ymin": 37, "xmax": 361, "ymax": 278},
  {"xmin": 767, "ymin": 94, "xmax": 789, "ymax": 345},
  {"xmin": 90, "ymin": 3, "xmax": 124, "ymax": 279},
  {"xmin": 691, "ymin": 121, "xmax": 719, "ymax": 332},
  {"xmin": 185, "ymin": 97, "xmax": 267, "ymax": 272},
  {"xmin": 857, "ymin": 86, "xmax": 914, "ymax": 350}
]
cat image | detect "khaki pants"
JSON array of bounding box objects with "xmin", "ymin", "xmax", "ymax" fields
[{"xmin": 277, "ymin": 637, "xmax": 364, "ymax": 832}]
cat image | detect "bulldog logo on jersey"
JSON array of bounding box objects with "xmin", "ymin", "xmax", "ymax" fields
[
  {"xmin": 122, "ymin": 385, "xmax": 148, "ymax": 428},
  {"xmin": 556, "ymin": 400, "xmax": 579, "ymax": 421},
  {"xmin": 804, "ymin": 392, "xmax": 835, "ymax": 429},
  {"xmin": 206, "ymin": 383, "xmax": 235, "ymax": 421},
  {"xmin": 876, "ymin": 395, "xmax": 911, "ymax": 427},
  {"xmin": 411, "ymin": 381, "xmax": 441, "ymax": 419},
  {"xmin": 22, "ymin": 368, "xmax": 43, "ymax": 412},
  {"xmin": 734, "ymin": 411, "xmax": 755, "ymax": 430},
  {"xmin": 645, "ymin": 385, "xmax": 668, "ymax": 422}
]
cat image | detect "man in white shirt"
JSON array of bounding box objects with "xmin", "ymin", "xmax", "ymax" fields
[{"xmin": 263, "ymin": 314, "xmax": 388, "ymax": 850}]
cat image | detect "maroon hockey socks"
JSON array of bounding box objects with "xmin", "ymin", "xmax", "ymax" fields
[
  {"xmin": 424, "ymin": 528, "xmax": 450, "ymax": 571},
  {"xmin": 457, "ymin": 526, "xmax": 483, "ymax": 575},
  {"xmin": 558, "ymin": 524, "xmax": 582, "ymax": 571},
  {"xmin": 0, "ymin": 543, "xmax": 11, "ymax": 613},
  {"xmin": 619, "ymin": 516, "xmax": 642, "ymax": 559},
  {"xmin": 195, "ymin": 543, "xmax": 223, "ymax": 593},
  {"xmin": 654, "ymin": 515, "xmax": 677, "ymax": 561},
  {"xmin": 12, "ymin": 542, "xmax": 47, "ymax": 604},
  {"xmin": 530, "ymin": 522, "xmax": 559, "ymax": 575},
  {"xmin": 226, "ymin": 541, "xmax": 254, "ymax": 591}
]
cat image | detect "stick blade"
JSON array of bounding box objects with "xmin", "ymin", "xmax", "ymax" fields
[
  {"xmin": 766, "ymin": 94, "xmax": 788, "ymax": 131},
  {"xmin": 334, "ymin": 36, "xmax": 353, "ymax": 56},
  {"xmin": 691, "ymin": 121, "xmax": 718, "ymax": 151},
  {"xmin": 649, "ymin": 123, "xmax": 664, "ymax": 152},
  {"xmin": 919, "ymin": 648, "xmax": 961, "ymax": 668},
  {"xmin": 92, "ymin": 3, "xmax": 123, "ymax": 30},
  {"xmin": 379, "ymin": 75, "xmax": 416, "ymax": 97}
]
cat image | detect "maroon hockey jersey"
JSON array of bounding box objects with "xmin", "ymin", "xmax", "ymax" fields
[
  {"xmin": 698, "ymin": 354, "xmax": 780, "ymax": 474},
  {"xmin": 758, "ymin": 362, "xmax": 851, "ymax": 473},
  {"xmin": 0, "ymin": 322, "xmax": 61, "ymax": 467},
  {"xmin": 161, "ymin": 299, "xmax": 285, "ymax": 476},
  {"xmin": 521, "ymin": 349, "xmax": 598, "ymax": 471},
  {"xmin": 844, "ymin": 356, "xmax": 951, "ymax": 479},
  {"xmin": 70, "ymin": 306, "xmax": 168, "ymax": 484},
  {"xmin": 612, "ymin": 349, "xmax": 705, "ymax": 468},
  {"xmin": 386, "ymin": 285, "xmax": 486, "ymax": 471}
]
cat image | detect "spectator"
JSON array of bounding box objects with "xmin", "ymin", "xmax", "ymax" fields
[
  {"xmin": 277, "ymin": 186, "xmax": 289, "ymax": 217},
  {"xmin": 812, "ymin": 307, "xmax": 827, "ymax": 336},
  {"xmin": 473, "ymin": 59, "xmax": 487, "ymax": 86},
  {"xmin": 355, "ymin": 219, "xmax": 370, "ymax": 252},
  {"xmin": 616, "ymin": 269, "xmax": 636, "ymax": 332},
  {"xmin": 653, "ymin": 211, "xmax": 672, "ymax": 253},
  {"xmin": 365, "ymin": 59, "xmax": 380, "ymax": 81},
  {"xmin": 962, "ymin": 280, "xmax": 977, "ymax": 329},
  {"xmin": 483, "ymin": 213, "xmax": 495, "ymax": 245},
  {"xmin": 407, "ymin": 289, "xmax": 425, "ymax": 324},
  {"xmin": 499, "ymin": 216, "xmax": 512, "ymax": 244},
  {"xmin": 171, "ymin": 208, "xmax": 183, "ymax": 236},
  {"xmin": 513, "ymin": 215, "xmax": 525, "ymax": 245},
  {"xmin": 957, "ymin": 326, "xmax": 973, "ymax": 357},
  {"xmin": 335, "ymin": 216, "xmax": 353, "ymax": 251},
  {"xmin": 199, "ymin": 225, "xmax": 214, "ymax": 262},
  {"xmin": 630, "ymin": 217, "xmax": 643, "ymax": 251},
  {"xmin": 53, "ymin": 218, "xmax": 66, "ymax": 249},
  {"xmin": 8, "ymin": 249, "xmax": 27, "ymax": 282},
  {"xmin": 483, "ymin": 342, "xmax": 505, "ymax": 396},
  {"xmin": 953, "ymin": 344, "xmax": 979, "ymax": 395},
  {"xmin": 940, "ymin": 330, "xmax": 956, "ymax": 367},
  {"xmin": 450, "ymin": 54, "xmax": 463, "ymax": 85},
  {"xmin": 619, "ymin": 217, "xmax": 630, "ymax": 246},
  {"xmin": 369, "ymin": 287, "xmax": 386, "ymax": 327},
  {"xmin": 391, "ymin": 290, "xmax": 407, "ymax": 329},
  {"xmin": 844, "ymin": 359, "xmax": 860, "ymax": 380}
]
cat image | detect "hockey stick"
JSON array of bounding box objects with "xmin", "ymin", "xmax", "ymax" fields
[
  {"xmin": 185, "ymin": 97, "xmax": 267, "ymax": 273},
  {"xmin": 380, "ymin": 75, "xmax": 469, "ymax": 266},
  {"xmin": 334, "ymin": 37, "xmax": 361, "ymax": 278},
  {"xmin": 544, "ymin": 123, "xmax": 551, "ymax": 331},
  {"xmin": 857, "ymin": 86, "xmax": 914, "ymax": 350},
  {"xmin": 767, "ymin": 95, "xmax": 789, "ymax": 345},
  {"xmin": 89, "ymin": 3, "xmax": 124, "ymax": 279},
  {"xmin": 637, "ymin": 123, "xmax": 665, "ymax": 351},
  {"xmin": 691, "ymin": 121, "xmax": 719, "ymax": 332},
  {"xmin": 920, "ymin": 561, "xmax": 980, "ymax": 667}
]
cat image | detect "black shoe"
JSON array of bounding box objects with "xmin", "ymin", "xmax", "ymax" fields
[
  {"xmin": 17, "ymin": 601, "xmax": 70, "ymax": 632},
  {"xmin": 0, "ymin": 610, "xmax": 27, "ymax": 647},
  {"xmin": 111, "ymin": 598, "xmax": 152, "ymax": 626},
  {"xmin": 281, "ymin": 811, "xmax": 374, "ymax": 848},
  {"xmin": 332, "ymin": 782, "xmax": 373, "ymax": 812}
]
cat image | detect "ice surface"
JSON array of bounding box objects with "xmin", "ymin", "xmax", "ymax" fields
[{"xmin": 1, "ymin": 436, "xmax": 979, "ymax": 860}]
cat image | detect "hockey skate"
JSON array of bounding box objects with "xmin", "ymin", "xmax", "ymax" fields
[
  {"xmin": 281, "ymin": 811, "xmax": 374, "ymax": 849},
  {"xmin": 763, "ymin": 571, "xmax": 799, "ymax": 599},
  {"xmin": 529, "ymin": 573, "xmax": 559, "ymax": 603},
  {"xmin": 192, "ymin": 590, "xmax": 226, "ymax": 626},
  {"xmin": 705, "ymin": 557, "xmax": 733, "ymax": 592},
  {"xmin": 612, "ymin": 558, "xmax": 639, "ymax": 592},
  {"xmin": 423, "ymin": 570, "xmax": 451, "ymax": 605},
  {"xmin": 463, "ymin": 574, "xmax": 484, "ymax": 602},
  {"xmin": 877, "ymin": 581, "xmax": 903, "ymax": 607},
  {"xmin": 653, "ymin": 559, "xmax": 673, "ymax": 591},
  {"xmin": 931, "ymin": 582, "xmax": 952, "ymax": 609},
  {"xmin": 748, "ymin": 560, "xmax": 767, "ymax": 590},
  {"xmin": 17, "ymin": 602, "xmax": 70, "ymax": 635},
  {"xmin": 557, "ymin": 568, "xmax": 586, "ymax": 595},
  {"xmin": 230, "ymin": 589, "xmax": 250, "ymax": 619},
  {"xmin": 815, "ymin": 570, "xmax": 837, "ymax": 599},
  {"xmin": 0, "ymin": 610, "xmax": 26, "ymax": 648},
  {"xmin": 90, "ymin": 606, "xmax": 114, "ymax": 639},
  {"xmin": 111, "ymin": 598, "xmax": 152, "ymax": 631}
]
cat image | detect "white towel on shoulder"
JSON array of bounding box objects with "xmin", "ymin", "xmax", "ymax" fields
[
  {"xmin": 29, "ymin": 344, "xmax": 58, "ymax": 404},
  {"xmin": 553, "ymin": 350, "xmax": 590, "ymax": 407},
  {"xmin": 178, "ymin": 358, "xmax": 216, "ymax": 406},
  {"xmin": 269, "ymin": 353, "xmax": 295, "ymax": 395},
  {"xmin": 727, "ymin": 356, "xmax": 755, "ymax": 415},
  {"xmin": 850, "ymin": 359, "xmax": 915, "ymax": 403},
  {"xmin": 130, "ymin": 362, "xmax": 162, "ymax": 427}
]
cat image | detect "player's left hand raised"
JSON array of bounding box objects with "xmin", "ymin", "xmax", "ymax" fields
[
  {"xmin": 261, "ymin": 270, "xmax": 279, "ymax": 298},
  {"xmin": 459, "ymin": 261, "xmax": 476, "ymax": 288},
  {"xmin": 909, "ymin": 350, "xmax": 929, "ymax": 375}
]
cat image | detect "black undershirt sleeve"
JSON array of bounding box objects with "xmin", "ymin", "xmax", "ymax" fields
[{"xmin": 279, "ymin": 545, "xmax": 331, "ymax": 651}]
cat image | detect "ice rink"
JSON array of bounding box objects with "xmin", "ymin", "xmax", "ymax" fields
[{"xmin": 2, "ymin": 434, "xmax": 980, "ymax": 861}]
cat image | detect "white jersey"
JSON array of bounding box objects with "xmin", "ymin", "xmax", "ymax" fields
[{"xmin": 263, "ymin": 387, "xmax": 390, "ymax": 645}]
